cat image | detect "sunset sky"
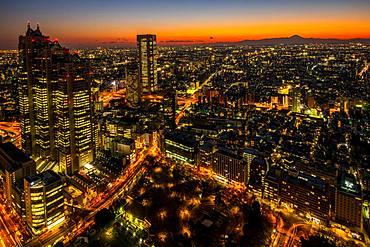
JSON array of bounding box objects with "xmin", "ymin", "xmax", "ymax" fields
[{"xmin": 0, "ymin": 0, "xmax": 370, "ymax": 48}]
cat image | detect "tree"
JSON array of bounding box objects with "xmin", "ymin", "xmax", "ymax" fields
[
  {"xmin": 94, "ymin": 208, "xmax": 115, "ymax": 228},
  {"xmin": 300, "ymin": 235, "xmax": 335, "ymax": 247}
]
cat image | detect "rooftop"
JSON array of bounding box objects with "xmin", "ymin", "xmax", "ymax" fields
[
  {"xmin": 25, "ymin": 170, "xmax": 61, "ymax": 187},
  {"xmin": 0, "ymin": 142, "xmax": 33, "ymax": 172},
  {"xmin": 338, "ymin": 173, "xmax": 361, "ymax": 195}
]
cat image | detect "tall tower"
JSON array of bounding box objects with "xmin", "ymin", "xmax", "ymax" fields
[
  {"xmin": 18, "ymin": 23, "xmax": 94, "ymax": 175},
  {"xmin": 18, "ymin": 22, "xmax": 58, "ymax": 159},
  {"xmin": 291, "ymin": 86, "xmax": 301, "ymax": 113},
  {"xmin": 54, "ymin": 63, "xmax": 94, "ymax": 175},
  {"xmin": 137, "ymin": 34, "xmax": 158, "ymax": 95},
  {"xmin": 163, "ymin": 89, "xmax": 177, "ymax": 130},
  {"xmin": 125, "ymin": 61, "xmax": 140, "ymax": 107}
]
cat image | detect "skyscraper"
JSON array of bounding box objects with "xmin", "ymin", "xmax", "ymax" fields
[
  {"xmin": 18, "ymin": 23, "xmax": 56, "ymax": 159},
  {"xmin": 137, "ymin": 34, "xmax": 158, "ymax": 95},
  {"xmin": 54, "ymin": 62, "xmax": 94, "ymax": 175},
  {"xmin": 162, "ymin": 89, "xmax": 177, "ymax": 130},
  {"xmin": 18, "ymin": 23, "xmax": 94, "ymax": 175},
  {"xmin": 291, "ymin": 86, "xmax": 301, "ymax": 113},
  {"xmin": 125, "ymin": 61, "xmax": 140, "ymax": 107}
]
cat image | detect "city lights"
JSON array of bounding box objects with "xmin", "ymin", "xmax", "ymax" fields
[{"xmin": 0, "ymin": 1, "xmax": 369, "ymax": 247}]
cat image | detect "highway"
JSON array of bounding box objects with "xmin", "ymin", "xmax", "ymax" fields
[
  {"xmin": 99, "ymin": 88, "xmax": 126, "ymax": 107},
  {"xmin": 0, "ymin": 197, "xmax": 30, "ymax": 247},
  {"xmin": 176, "ymin": 71, "xmax": 218, "ymax": 125},
  {"xmin": 24, "ymin": 143, "xmax": 159, "ymax": 247},
  {"xmin": 358, "ymin": 61, "xmax": 369, "ymax": 77},
  {"xmin": 0, "ymin": 121, "xmax": 21, "ymax": 148}
]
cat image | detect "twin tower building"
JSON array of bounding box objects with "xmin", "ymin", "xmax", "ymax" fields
[{"xmin": 19, "ymin": 23, "xmax": 158, "ymax": 175}]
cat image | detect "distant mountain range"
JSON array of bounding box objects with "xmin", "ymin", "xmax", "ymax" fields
[{"xmin": 234, "ymin": 35, "xmax": 370, "ymax": 46}]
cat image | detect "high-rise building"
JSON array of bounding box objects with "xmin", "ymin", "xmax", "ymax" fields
[
  {"xmin": 291, "ymin": 86, "xmax": 301, "ymax": 113},
  {"xmin": 212, "ymin": 147, "xmax": 248, "ymax": 184},
  {"xmin": 280, "ymin": 172, "xmax": 330, "ymax": 222},
  {"xmin": 18, "ymin": 23, "xmax": 94, "ymax": 175},
  {"xmin": 24, "ymin": 170, "xmax": 64, "ymax": 234},
  {"xmin": 137, "ymin": 34, "xmax": 158, "ymax": 95},
  {"xmin": 263, "ymin": 166, "xmax": 281, "ymax": 204},
  {"xmin": 335, "ymin": 173, "xmax": 362, "ymax": 228},
  {"xmin": 18, "ymin": 23, "xmax": 56, "ymax": 158},
  {"xmin": 54, "ymin": 63, "xmax": 94, "ymax": 175},
  {"xmin": 162, "ymin": 89, "xmax": 176, "ymax": 130},
  {"xmin": 125, "ymin": 62, "xmax": 140, "ymax": 107}
]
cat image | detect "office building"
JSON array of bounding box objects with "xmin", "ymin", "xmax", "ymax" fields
[
  {"xmin": 263, "ymin": 166, "xmax": 282, "ymax": 204},
  {"xmin": 212, "ymin": 147, "xmax": 248, "ymax": 184},
  {"xmin": 18, "ymin": 23, "xmax": 56, "ymax": 158},
  {"xmin": 164, "ymin": 131, "xmax": 197, "ymax": 164},
  {"xmin": 335, "ymin": 173, "xmax": 362, "ymax": 228},
  {"xmin": 280, "ymin": 172, "xmax": 330, "ymax": 222},
  {"xmin": 291, "ymin": 86, "xmax": 301, "ymax": 113},
  {"xmin": 137, "ymin": 34, "xmax": 158, "ymax": 95},
  {"xmin": 162, "ymin": 89, "xmax": 177, "ymax": 130},
  {"xmin": 24, "ymin": 170, "xmax": 64, "ymax": 234},
  {"xmin": 54, "ymin": 62, "xmax": 94, "ymax": 175},
  {"xmin": 125, "ymin": 61, "xmax": 140, "ymax": 107},
  {"xmin": 18, "ymin": 23, "xmax": 94, "ymax": 175},
  {"xmin": 247, "ymin": 155, "xmax": 268, "ymax": 196},
  {"xmin": 197, "ymin": 142, "xmax": 216, "ymax": 168}
]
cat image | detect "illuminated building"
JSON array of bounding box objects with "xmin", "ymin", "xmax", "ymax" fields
[
  {"xmin": 264, "ymin": 167, "xmax": 330, "ymax": 222},
  {"xmin": 263, "ymin": 166, "xmax": 281, "ymax": 204},
  {"xmin": 162, "ymin": 89, "xmax": 177, "ymax": 130},
  {"xmin": 212, "ymin": 147, "xmax": 248, "ymax": 184},
  {"xmin": 197, "ymin": 142, "xmax": 216, "ymax": 168},
  {"xmin": 278, "ymin": 87, "xmax": 289, "ymax": 107},
  {"xmin": 280, "ymin": 172, "xmax": 330, "ymax": 222},
  {"xmin": 164, "ymin": 131, "xmax": 197, "ymax": 164},
  {"xmin": 125, "ymin": 62, "xmax": 140, "ymax": 107},
  {"xmin": 18, "ymin": 23, "xmax": 57, "ymax": 158},
  {"xmin": 0, "ymin": 143, "xmax": 36, "ymax": 217},
  {"xmin": 335, "ymin": 173, "xmax": 362, "ymax": 228},
  {"xmin": 243, "ymin": 149, "xmax": 257, "ymax": 183},
  {"xmin": 291, "ymin": 86, "xmax": 301, "ymax": 113},
  {"xmin": 137, "ymin": 34, "xmax": 158, "ymax": 95},
  {"xmin": 24, "ymin": 170, "xmax": 65, "ymax": 234},
  {"xmin": 54, "ymin": 62, "xmax": 94, "ymax": 175},
  {"xmin": 247, "ymin": 154, "xmax": 268, "ymax": 196},
  {"xmin": 111, "ymin": 136, "xmax": 136, "ymax": 164},
  {"xmin": 18, "ymin": 23, "xmax": 94, "ymax": 175}
]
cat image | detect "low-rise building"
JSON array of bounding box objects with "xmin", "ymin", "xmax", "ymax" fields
[
  {"xmin": 212, "ymin": 147, "xmax": 248, "ymax": 184},
  {"xmin": 24, "ymin": 170, "xmax": 65, "ymax": 234},
  {"xmin": 0, "ymin": 143, "xmax": 36, "ymax": 218},
  {"xmin": 164, "ymin": 131, "xmax": 197, "ymax": 164}
]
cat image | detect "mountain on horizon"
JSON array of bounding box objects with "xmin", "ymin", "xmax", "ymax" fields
[{"xmin": 236, "ymin": 35, "xmax": 370, "ymax": 46}]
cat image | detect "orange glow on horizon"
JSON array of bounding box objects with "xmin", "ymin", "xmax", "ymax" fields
[{"xmin": 29, "ymin": 17, "xmax": 370, "ymax": 46}]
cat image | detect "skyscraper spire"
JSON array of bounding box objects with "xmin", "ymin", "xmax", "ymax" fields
[
  {"xmin": 36, "ymin": 23, "xmax": 40, "ymax": 31},
  {"xmin": 27, "ymin": 20, "xmax": 31, "ymax": 29}
]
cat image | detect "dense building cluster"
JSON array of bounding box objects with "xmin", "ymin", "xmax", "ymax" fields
[{"xmin": 0, "ymin": 23, "xmax": 369, "ymax": 246}]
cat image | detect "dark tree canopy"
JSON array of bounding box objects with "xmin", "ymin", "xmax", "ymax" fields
[
  {"xmin": 300, "ymin": 235, "xmax": 335, "ymax": 247},
  {"xmin": 94, "ymin": 208, "xmax": 115, "ymax": 228}
]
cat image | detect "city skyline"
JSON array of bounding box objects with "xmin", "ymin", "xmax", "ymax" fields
[
  {"xmin": 0, "ymin": 1, "xmax": 369, "ymax": 246},
  {"xmin": 1, "ymin": 0, "xmax": 370, "ymax": 49}
]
